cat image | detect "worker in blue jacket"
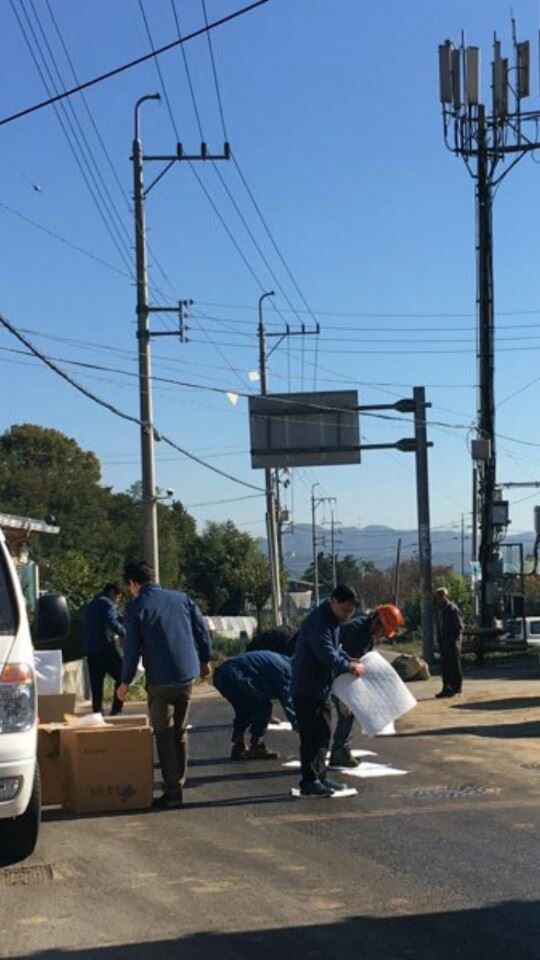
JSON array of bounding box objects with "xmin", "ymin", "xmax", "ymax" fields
[
  {"xmin": 117, "ymin": 561, "xmax": 212, "ymax": 810},
  {"xmin": 292, "ymin": 584, "xmax": 364, "ymax": 798},
  {"xmin": 83, "ymin": 583, "xmax": 126, "ymax": 715},
  {"xmin": 214, "ymin": 650, "xmax": 296, "ymax": 760}
]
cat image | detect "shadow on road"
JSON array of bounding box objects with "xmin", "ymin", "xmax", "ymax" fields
[
  {"xmin": 400, "ymin": 719, "xmax": 540, "ymax": 739},
  {"xmin": 451, "ymin": 697, "xmax": 540, "ymax": 712},
  {"xmin": 6, "ymin": 901, "xmax": 540, "ymax": 959}
]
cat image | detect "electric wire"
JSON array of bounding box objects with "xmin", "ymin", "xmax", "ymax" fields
[
  {"xmin": 1, "ymin": 0, "xmax": 273, "ymax": 128},
  {"xmin": 0, "ymin": 311, "xmax": 264, "ymax": 493}
]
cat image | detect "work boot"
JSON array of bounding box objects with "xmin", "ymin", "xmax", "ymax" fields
[
  {"xmin": 435, "ymin": 688, "xmax": 455, "ymax": 699},
  {"xmin": 230, "ymin": 738, "xmax": 247, "ymax": 760},
  {"xmin": 245, "ymin": 740, "xmax": 279, "ymax": 760},
  {"xmin": 329, "ymin": 746, "xmax": 360, "ymax": 768}
]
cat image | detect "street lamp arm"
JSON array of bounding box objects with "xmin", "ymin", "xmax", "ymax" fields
[{"xmin": 134, "ymin": 94, "xmax": 160, "ymax": 142}]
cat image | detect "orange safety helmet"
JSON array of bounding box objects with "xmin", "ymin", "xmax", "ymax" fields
[{"xmin": 375, "ymin": 604, "xmax": 404, "ymax": 638}]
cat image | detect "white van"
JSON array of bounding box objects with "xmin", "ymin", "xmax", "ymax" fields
[
  {"xmin": 504, "ymin": 617, "xmax": 540, "ymax": 647},
  {"xmin": 0, "ymin": 528, "xmax": 69, "ymax": 864}
]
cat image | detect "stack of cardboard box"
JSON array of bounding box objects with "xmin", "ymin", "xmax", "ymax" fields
[{"xmin": 37, "ymin": 696, "xmax": 153, "ymax": 813}]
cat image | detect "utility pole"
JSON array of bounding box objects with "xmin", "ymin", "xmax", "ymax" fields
[
  {"xmin": 461, "ymin": 514, "xmax": 465, "ymax": 577},
  {"xmin": 414, "ymin": 387, "xmax": 434, "ymax": 663},
  {"xmin": 133, "ymin": 95, "xmax": 160, "ymax": 578},
  {"xmin": 330, "ymin": 507, "xmax": 337, "ymax": 589},
  {"xmin": 392, "ymin": 537, "xmax": 402, "ymax": 607},
  {"xmin": 131, "ymin": 95, "xmax": 229, "ymax": 580},
  {"xmin": 311, "ymin": 487, "xmax": 336, "ymax": 605},
  {"xmin": 258, "ymin": 291, "xmax": 282, "ymax": 626},
  {"xmin": 438, "ymin": 27, "xmax": 540, "ymax": 629}
]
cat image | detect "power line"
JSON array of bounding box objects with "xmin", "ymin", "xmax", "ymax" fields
[
  {"xmin": 0, "ymin": 310, "xmax": 264, "ymax": 493},
  {"xmin": 1, "ymin": 0, "xmax": 273, "ymax": 128}
]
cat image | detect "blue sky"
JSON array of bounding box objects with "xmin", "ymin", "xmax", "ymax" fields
[{"xmin": 2, "ymin": 0, "xmax": 540, "ymax": 560}]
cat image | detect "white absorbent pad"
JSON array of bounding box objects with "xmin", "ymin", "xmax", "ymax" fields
[
  {"xmin": 268, "ymin": 720, "xmax": 293, "ymax": 731},
  {"xmin": 332, "ymin": 651, "xmax": 416, "ymax": 737},
  {"xmin": 290, "ymin": 786, "xmax": 358, "ymax": 799},
  {"xmin": 34, "ymin": 649, "xmax": 63, "ymax": 695},
  {"xmin": 329, "ymin": 761, "xmax": 409, "ymax": 778}
]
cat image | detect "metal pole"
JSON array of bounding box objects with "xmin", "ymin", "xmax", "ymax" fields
[
  {"xmin": 133, "ymin": 95, "xmax": 160, "ymax": 579},
  {"xmin": 258, "ymin": 291, "xmax": 282, "ymax": 626},
  {"xmin": 413, "ymin": 386, "xmax": 434, "ymax": 663},
  {"xmin": 331, "ymin": 508, "xmax": 337, "ymax": 589},
  {"xmin": 476, "ymin": 104, "xmax": 497, "ymax": 630},
  {"xmin": 311, "ymin": 483, "xmax": 320, "ymax": 607},
  {"xmin": 461, "ymin": 513, "xmax": 465, "ymax": 578},
  {"xmin": 393, "ymin": 537, "xmax": 402, "ymax": 607}
]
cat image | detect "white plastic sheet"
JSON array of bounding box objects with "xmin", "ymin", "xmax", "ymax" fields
[
  {"xmin": 34, "ymin": 649, "xmax": 63, "ymax": 695},
  {"xmin": 332, "ymin": 651, "xmax": 416, "ymax": 737}
]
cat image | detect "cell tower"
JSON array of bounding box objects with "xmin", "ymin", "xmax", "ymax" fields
[{"xmin": 438, "ymin": 24, "xmax": 540, "ymax": 633}]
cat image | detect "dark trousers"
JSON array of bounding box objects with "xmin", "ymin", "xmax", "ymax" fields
[
  {"xmin": 213, "ymin": 667, "xmax": 272, "ymax": 741},
  {"xmin": 87, "ymin": 647, "xmax": 123, "ymax": 715},
  {"xmin": 294, "ymin": 696, "xmax": 332, "ymax": 787},
  {"xmin": 331, "ymin": 695, "xmax": 355, "ymax": 752},
  {"xmin": 148, "ymin": 682, "xmax": 193, "ymax": 800},
  {"xmin": 439, "ymin": 637, "xmax": 463, "ymax": 693}
]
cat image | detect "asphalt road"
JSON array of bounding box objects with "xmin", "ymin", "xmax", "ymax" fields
[{"xmin": 2, "ymin": 679, "xmax": 540, "ymax": 960}]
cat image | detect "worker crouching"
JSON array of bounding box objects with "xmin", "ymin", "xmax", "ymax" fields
[{"xmin": 213, "ymin": 650, "xmax": 296, "ymax": 760}]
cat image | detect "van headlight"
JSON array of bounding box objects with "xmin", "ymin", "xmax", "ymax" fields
[{"xmin": 0, "ymin": 664, "xmax": 36, "ymax": 734}]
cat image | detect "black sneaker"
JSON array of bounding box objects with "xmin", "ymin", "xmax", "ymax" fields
[
  {"xmin": 322, "ymin": 778, "xmax": 348, "ymax": 793},
  {"xmin": 245, "ymin": 742, "xmax": 279, "ymax": 760},
  {"xmin": 299, "ymin": 781, "xmax": 334, "ymax": 798},
  {"xmin": 329, "ymin": 748, "xmax": 360, "ymax": 769},
  {"xmin": 230, "ymin": 742, "xmax": 247, "ymax": 760},
  {"xmin": 152, "ymin": 793, "xmax": 183, "ymax": 810},
  {"xmin": 435, "ymin": 689, "xmax": 454, "ymax": 699}
]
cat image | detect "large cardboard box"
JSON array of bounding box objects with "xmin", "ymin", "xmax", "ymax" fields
[
  {"xmin": 38, "ymin": 725, "xmax": 65, "ymax": 806},
  {"xmin": 38, "ymin": 693, "xmax": 76, "ymax": 724},
  {"xmin": 104, "ymin": 714, "xmax": 149, "ymax": 728},
  {"xmin": 62, "ymin": 725, "xmax": 153, "ymax": 814}
]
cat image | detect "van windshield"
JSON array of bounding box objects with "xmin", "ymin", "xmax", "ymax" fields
[{"xmin": 0, "ymin": 553, "xmax": 17, "ymax": 635}]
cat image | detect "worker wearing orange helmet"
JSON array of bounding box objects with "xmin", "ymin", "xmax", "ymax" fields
[{"xmin": 329, "ymin": 603, "xmax": 404, "ymax": 768}]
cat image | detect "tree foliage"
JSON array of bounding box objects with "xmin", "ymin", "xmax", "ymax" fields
[{"xmin": 0, "ymin": 424, "xmax": 268, "ymax": 617}]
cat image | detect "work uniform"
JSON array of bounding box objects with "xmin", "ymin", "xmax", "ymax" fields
[
  {"xmin": 435, "ymin": 599, "xmax": 464, "ymax": 694},
  {"xmin": 83, "ymin": 593, "xmax": 126, "ymax": 715},
  {"xmin": 331, "ymin": 615, "xmax": 374, "ymax": 756},
  {"xmin": 292, "ymin": 601, "xmax": 351, "ymax": 789},
  {"xmin": 122, "ymin": 584, "xmax": 212, "ymax": 803},
  {"xmin": 214, "ymin": 650, "xmax": 296, "ymax": 742}
]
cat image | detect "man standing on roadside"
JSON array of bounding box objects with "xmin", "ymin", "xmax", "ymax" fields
[
  {"xmin": 83, "ymin": 583, "xmax": 126, "ymax": 716},
  {"xmin": 292, "ymin": 584, "xmax": 364, "ymax": 798},
  {"xmin": 434, "ymin": 587, "xmax": 464, "ymax": 699},
  {"xmin": 117, "ymin": 562, "xmax": 212, "ymax": 809}
]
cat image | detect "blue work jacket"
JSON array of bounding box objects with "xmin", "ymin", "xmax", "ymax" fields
[
  {"xmin": 122, "ymin": 584, "xmax": 212, "ymax": 687},
  {"xmin": 214, "ymin": 650, "xmax": 296, "ymax": 726},
  {"xmin": 291, "ymin": 600, "xmax": 351, "ymax": 701},
  {"xmin": 83, "ymin": 594, "xmax": 126, "ymax": 657}
]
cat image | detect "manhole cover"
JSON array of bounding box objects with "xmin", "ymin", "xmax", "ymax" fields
[
  {"xmin": 400, "ymin": 784, "xmax": 500, "ymax": 801},
  {"xmin": 0, "ymin": 863, "xmax": 55, "ymax": 886}
]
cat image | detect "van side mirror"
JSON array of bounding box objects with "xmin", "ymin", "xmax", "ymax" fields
[{"xmin": 33, "ymin": 594, "xmax": 70, "ymax": 647}]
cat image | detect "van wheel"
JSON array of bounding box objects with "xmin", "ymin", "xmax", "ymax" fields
[{"xmin": 0, "ymin": 766, "xmax": 41, "ymax": 866}]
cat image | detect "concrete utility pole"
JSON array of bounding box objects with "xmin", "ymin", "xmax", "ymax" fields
[
  {"xmin": 132, "ymin": 95, "xmax": 230, "ymax": 579},
  {"xmin": 258, "ymin": 291, "xmax": 282, "ymax": 627},
  {"xmin": 311, "ymin": 487, "xmax": 336, "ymax": 606},
  {"xmin": 414, "ymin": 387, "xmax": 434, "ymax": 663},
  {"xmin": 133, "ymin": 95, "xmax": 160, "ymax": 578},
  {"xmin": 438, "ymin": 27, "xmax": 540, "ymax": 630},
  {"xmin": 392, "ymin": 537, "xmax": 402, "ymax": 607}
]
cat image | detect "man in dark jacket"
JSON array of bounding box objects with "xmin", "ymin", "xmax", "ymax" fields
[
  {"xmin": 434, "ymin": 587, "xmax": 464, "ymax": 698},
  {"xmin": 214, "ymin": 650, "xmax": 296, "ymax": 760},
  {"xmin": 329, "ymin": 604, "xmax": 405, "ymax": 767},
  {"xmin": 117, "ymin": 562, "xmax": 212, "ymax": 809},
  {"xmin": 83, "ymin": 583, "xmax": 126, "ymax": 715},
  {"xmin": 291, "ymin": 584, "xmax": 363, "ymax": 798}
]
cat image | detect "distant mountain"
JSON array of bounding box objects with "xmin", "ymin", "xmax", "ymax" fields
[{"xmin": 272, "ymin": 523, "xmax": 537, "ymax": 578}]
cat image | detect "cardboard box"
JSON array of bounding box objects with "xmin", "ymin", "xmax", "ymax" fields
[
  {"xmin": 38, "ymin": 725, "xmax": 65, "ymax": 806},
  {"xmin": 104, "ymin": 714, "xmax": 149, "ymax": 728},
  {"xmin": 38, "ymin": 693, "xmax": 76, "ymax": 724},
  {"xmin": 62, "ymin": 725, "xmax": 153, "ymax": 814}
]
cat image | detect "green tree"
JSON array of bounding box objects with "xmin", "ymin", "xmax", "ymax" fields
[
  {"xmin": 187, "ymin": 521, "xmax": 270, "ymax": 615},
  {"xmin": 302, "ymin": 553, "xmax": 363, "ymax": 595}
]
